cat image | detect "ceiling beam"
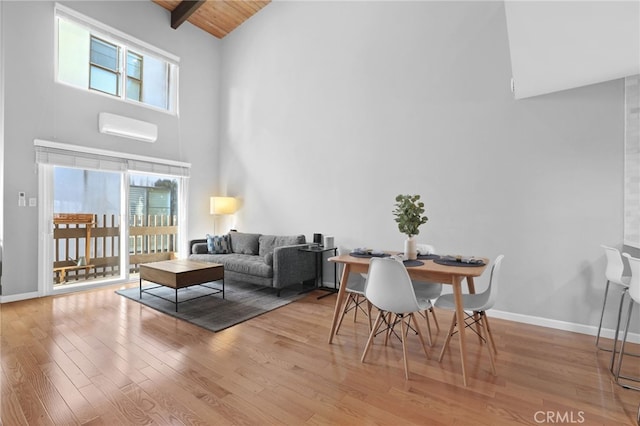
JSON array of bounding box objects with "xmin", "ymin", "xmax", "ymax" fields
[{"xmin": 171, "ymin": 0, "xmax": 206, "ymax": 30}]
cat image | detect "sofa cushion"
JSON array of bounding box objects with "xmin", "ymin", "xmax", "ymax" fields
[
  {"xmin": 224, "ymin": 254, "xmax": 272, "ymax": 277},
  {"xmin": 192, "ymin": 242, "xmax": 208, "ymax": 254},
  {"xmin": 229, "ymin": 232, "xmax": 260, "ymax": 255},
  {"xmin": 259, "ymin": 234, "xmax": 306, "ymax": 257},
  {"xmin": 189, "ymin": 253, "xmax": 273, "ymax": 278},
  {"xmin": 206, "ymin": 234, "xmax": 230, "ymax": 254}
]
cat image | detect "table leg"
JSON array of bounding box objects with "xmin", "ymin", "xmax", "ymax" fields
[
  {"xmin": 139, "ymin": 276, "xmax": 142, "ymax": 299},
  {"xmin": 452, "ymin": 275, "xmax": 468, "ymax": 386},
  {"xmin": 334, "ymin": 250, "xmax": 338, "ymax": 289},
  {"xmin": 466, "ymin": 276, "xmax": 476, "ymax": 294},
  {"xmin": 328, "ymin": 263, "xmax": 351, "ymax": 344}
]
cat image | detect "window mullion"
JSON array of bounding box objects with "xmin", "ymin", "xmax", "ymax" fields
[{"xmin": 119, "ymin": 46, "xmax": 125, "ymax": 100}]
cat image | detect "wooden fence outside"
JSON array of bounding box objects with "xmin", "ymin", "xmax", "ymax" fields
[
  {"xmin": 129, "ymin": 214, "xmax": 178, "ymax": 268},
  {"xmin": 53, "ymin": 213, "xmax": 178, "ymax": 284}
]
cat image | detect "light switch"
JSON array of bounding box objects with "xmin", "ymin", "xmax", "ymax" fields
[
  {"xmin": 18, "ymin": 192, "xmax": 26, "ymax": 207},
  {"xmin": 29, "ymin": 197, "xmax": 37, "ymax": 207}
]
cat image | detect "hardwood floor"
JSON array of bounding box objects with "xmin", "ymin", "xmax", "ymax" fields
[{"xmin": 1, "ymin": 282, "xmax": 639, "ymax": 425}]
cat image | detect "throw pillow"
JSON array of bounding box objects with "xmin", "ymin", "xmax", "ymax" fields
[
  {"xmin": 229, "ymin": 232, "xmax": 260, "ymax": 255},
  {"xmin": 192, "ymin": 243, "xmax": 208, "ymax": 254},
  {"xmin": 206, "ymin": 234, "xmax": 230, "ymax": 254}
]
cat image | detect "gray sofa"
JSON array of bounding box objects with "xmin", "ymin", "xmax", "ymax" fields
[{"xmin": 188, "ymin": 231, "xmax": 316, "ymax": 296}]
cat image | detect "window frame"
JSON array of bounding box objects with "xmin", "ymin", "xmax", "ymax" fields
[
  {"xmin": 125, "ymin": 50, "xmax": 143, "ymax": 102},
  {"xmin": 55, "ymin": 3, "xmax": 179, "ymax": 116},
  {"xmin": 89, "ymin": 36, "xmax": 121, "ymax": 97}
]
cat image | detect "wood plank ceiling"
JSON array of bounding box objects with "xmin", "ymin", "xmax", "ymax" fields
[{"xmin": 153, "ymin": 0, "xmax": 271, "ymax": 39}]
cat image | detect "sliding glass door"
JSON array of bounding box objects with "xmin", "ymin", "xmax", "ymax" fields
[
  {"xmin": 36, "ymin": 140, "xmax": 190, "ymax": 296},
  {"xmin": 128, "ymin": 172, "xmax": 180, "ymax": 272},
  {"xmin": 51, "ymin": 166, "xmax": 123, "ymax": 288}
]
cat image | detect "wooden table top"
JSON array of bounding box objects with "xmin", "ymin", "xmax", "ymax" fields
[
  {"xmin": 328, "ymin": 253, "xmax": 489, "ymax": 284},
  {"xmin": 140, "ymin": 259, "xmax": 223, "ymax": 274}
]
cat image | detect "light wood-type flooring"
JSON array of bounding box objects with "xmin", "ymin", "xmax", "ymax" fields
[{"xmin": 1, "ymin": 282, "xmax": 639, "ymax": 425}]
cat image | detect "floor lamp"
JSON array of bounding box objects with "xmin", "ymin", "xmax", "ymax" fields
[{"xmin": 210, "ymin": 196, "xmax": 237, "ymax": 235}]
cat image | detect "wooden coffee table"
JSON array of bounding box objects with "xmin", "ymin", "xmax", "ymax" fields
[{"xmin": 139, "ymin": 259, "xmax": 224, "ymax": 312}]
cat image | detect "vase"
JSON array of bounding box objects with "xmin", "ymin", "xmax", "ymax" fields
[{"xmin": 404, "ymin": 236, "xmax": 417, "ymax": 260}]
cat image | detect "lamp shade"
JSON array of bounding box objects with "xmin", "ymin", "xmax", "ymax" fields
[{"xmin": 210, "ymin": 197, "xmax": 237, "ymax": 215}]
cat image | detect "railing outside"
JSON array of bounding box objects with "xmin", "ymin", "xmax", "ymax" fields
[
  {"xmin": 129, "ymin": 214, "xmax": 178, "ymax": 271},
  {"xmin": 53, "ymin": 213, "xmax": 177, "ymax": 284}
]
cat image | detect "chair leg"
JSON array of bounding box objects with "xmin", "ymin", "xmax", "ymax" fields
[
  {"xmin": 479, "ymin": 313, "xmax": 496, "ymax": 375},
  {"xmin": 469, "ymin": 311, "xmax": 482, "ymax": 344},
  {"xmin": 423, "ymin": 310, "xmax": 434, "ymax": 346},
  {"xmin": 439, "ymin": 311, "xmax": 457, "ymax": 362},
  {"xmin": 336, "ymin": 293, "xmax": 373, "ymax": 335},
  {"xmin": 353, "ymin": 294, "xmax": 360, "ymax": 323},
  {"xmin": 482, "ymin": 313, "xmax": 498, "ymax": 356},
  {"xmin": 610, "ymin": 290, "xmax": 628, "ymax": 372},
  {"xmin": 410, "ymin": 312, "xmax": 430, "ymax": 359},
  {"xmin": 400, "ymin": 315, "xmax": 410, "ymax": 380},
  {"xmin": 595, "ymin": 280, "xmax": 612, "ymax": 349},
  {"xmin": 430, "ymin": 306, "xmax": 440, "ymax": 331},
  {"xmin": 335, "ymin": 293, "xmax": 354, "ymax": 335},
  {"xmin": 361, "ymin": 310, "xmax": 384, "ymax": 363},
  {"xmin": 384, "ymin": 312, "xmax": 394, "ymax": 346},
  {"xmin": 614, "ymin": 300, "xmax": 640, "ymax": 390}
]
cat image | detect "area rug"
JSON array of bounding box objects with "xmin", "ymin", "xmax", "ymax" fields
[{"xmin": 116, "ymin": 280, "xmax": 311, "ymax": 332}]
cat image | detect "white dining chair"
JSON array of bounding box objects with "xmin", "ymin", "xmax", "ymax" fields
[
  {"xmin": 614, "ymin": 253, "xmax": 640, "ymax": 391},
  {"xmin": 334, "ymin": 248, "xmax": 372, "ymax": 335},
  {"xmin": 411, "ymin": 243, "xmax": 442, "ymax": 346},
  {"xmin": 434, "ymin": 254, "xmax": 504, "ymax": 376},
  {"xmin": 597, "ymin": 245, "xmax": 631, "ymax": 362},
  {"xmin": 360, "ymin": 257, "xmax": 431, "ymax": 380},
  {"xmin": 335, "ymin": 277, "xmax": 372, "ymax": 335}
]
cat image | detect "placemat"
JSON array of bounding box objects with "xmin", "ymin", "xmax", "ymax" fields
[
  {"xmin": 434, "ymin": 258, "xmax": 485, "ymax": 267},
  {"xmin": 403, "ymin": 259, "xmax": 424, "ymax": 267},
  {"xmin": 349, "ymin": 252, "xmax": 390, "ymax": 258},
  {"xmin": 417, "ymin": 254, "xmax": 441, "ymax": 260},
  {"xmin": 399, "ymin": 253, "xmax": 440, "ymax": 260}
]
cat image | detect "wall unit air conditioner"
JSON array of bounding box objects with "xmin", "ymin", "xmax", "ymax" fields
[{"xmin": 98, "ymin": 112, "xmax": 158, "ymax": 143}]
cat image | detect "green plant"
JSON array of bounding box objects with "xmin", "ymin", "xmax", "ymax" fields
[{"xmin": 392, "ymin": 194, "xmax": 428, "ymax": 237}]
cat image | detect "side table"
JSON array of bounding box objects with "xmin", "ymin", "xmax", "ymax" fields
[{"xmin": 298, "ymin": 245, "xmax": 338, "ymax": 299}]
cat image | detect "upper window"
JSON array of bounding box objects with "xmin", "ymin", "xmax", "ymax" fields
[
  {"xmin": 90, "ymin": 37, "xmax": 120, "ymax": 96},
  {"xmin": 55, "ymin": 4, "xmax": 179, "ymax": 114}
]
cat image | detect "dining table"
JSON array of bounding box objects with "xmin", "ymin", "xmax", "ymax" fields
[{"xmin": 328, "ymin": 252, "xmax": 489, "ymax": 386}]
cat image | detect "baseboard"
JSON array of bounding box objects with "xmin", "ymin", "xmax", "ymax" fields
[
  {"xmin": 490, "ymin": 309, "xmax": 640, "ymax": 345},
  {"xmin": 0, "ymin": 278, "xmax": 130, "ymax": 304},
  {"xmin": 0, "ymin": 291, "xmax": 40, "ymax": 304}
]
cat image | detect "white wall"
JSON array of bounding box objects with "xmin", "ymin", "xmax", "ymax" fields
[
  {"xmin": 505, "ymin": 1, "xmax": 640, "ymax": 99},
  {"xmin": 1, "ymin": 1, "xmax": 221, "ymax": 297},
  {"xmin": 0, "ymin": 1, "xmax": 5, "ymax": 263},
  {"xmin": 219, "ymin": 0, "xmax": 634, "ymax": 331}
]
